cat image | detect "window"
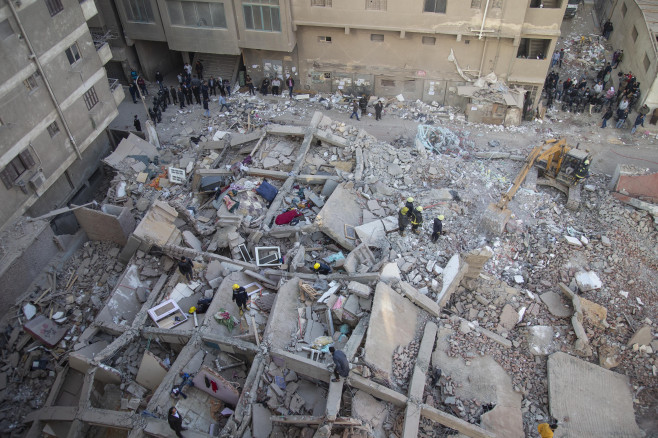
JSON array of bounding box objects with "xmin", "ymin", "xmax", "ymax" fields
[
  {"xmin": 0, "ymin": 150, "xmax": 35, "ymax": 189},
  {"xmin": 632, "ymin": 26, "xmax": 638, "ymax": 42},
  {"xmin": 371, "ymin": 34, "xmax": 384, "ymax": 42},
  {"xmin": 243, "ymin": 0, "xmax": 281, "ymax": 32},
  {"xmin": 381, "ymin": 79, "xmax": 395, "ymax": 87},
  {"xmin": 516, "ymin": 38, "xmax": 551, "ymax": 59},
  {"xmin": 311, "ymin": 0, "xmax": 332, "ymax": 6},
  {"xmin": 365, "ymin": 0, "xmax": 386, "ymax": 10},
  {"xmin": 318, "ymin": 36, "xmax": 332, "ymax": 43},
  {"xmin": 65, "ymin": 43, "xmax": 81, "ymax": 65},
  {"xmin": 0, "ymin": 20, "xmax": 14, "ymax": 39},
  {"xmin": 621, "ymin": 2, "xmax": 627, "ymax": 17},
  {"xmin": 422, "ymin": 36, "xmax": 436, "ymax": 45},
  {"xmin": 471, "ymin": 0, "xmax": 481, "ymax": 7},
  {"xmin": 23, "ymin": 72, "xmax": 40, "ymax": 92},
  {"xmin": 45, "ymin": 0, "xmax": 64, "ymax": 16},
  {"xmin": 47, "ymin": 121, "xmax": 60, "ymax": 137},
  {"xmin": 167, "ymin": 1, "xmax": 227, "ymax": 28},
  {"xmin": 644, "ymin": 53, "xmax": 651, "ymax": 72},
  {"xmin": 424, "ymin": 0, "xmax": 446, "ymax": 13},
  {"xmin": 123, "ymin": 0, "xmax": 155, "ymax": 23},
  {"xmin": 83, "ymin": 87, "xmax": 99, "ymax": 110}
]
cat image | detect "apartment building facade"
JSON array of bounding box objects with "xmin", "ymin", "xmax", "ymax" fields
[
  {"xmin": 114, "ymin": 0, "xmax": 564, "ymax": 109},
  {"xmin": 0, "ymin": 0, "xmax": 122, "ymax": 231}
]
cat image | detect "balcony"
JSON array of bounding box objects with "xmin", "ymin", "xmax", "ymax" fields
[
  {"xmin": 95, "ymin": 41, "xmax": 112, "ymax": 65},
  {"xmin": 79, "ymin": 0, "xmax": 98, "ymax": 21},
  {"xmin": 109, "ymin": 78, "xmax": 125, "ymax": 107}
]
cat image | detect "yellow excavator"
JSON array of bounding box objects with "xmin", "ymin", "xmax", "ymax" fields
[{"xmin": 481, "ymin": 138, "xmax": 592, "ymax": 234}]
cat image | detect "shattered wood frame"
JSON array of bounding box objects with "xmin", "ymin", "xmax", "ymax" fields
[{"xmin": 255, "ymin": 246, "xmax": 282, "ymax": 267}]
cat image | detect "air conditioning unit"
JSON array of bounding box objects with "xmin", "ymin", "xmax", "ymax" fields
[{"xmin": 29, "ymin": 170, "xmax": 46, "ymax": 190}]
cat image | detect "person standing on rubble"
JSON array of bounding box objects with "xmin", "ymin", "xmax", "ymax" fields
[
  {"xmin": 410, "ymin": 206, "xmax": 424, "ymax": 234},
  {"xmin": 359, "ymin": 94, "xmax": 368, "ymax": 117},
  {"xmin": 133, "ymin": 115, "xmax": 141, "ymax": 132},
  {"xmin": 170, "ymin": 86, "xmax": 178, "ymax": 105},
  {"xmin": 128, "ymin": 82, "xmax": 138, "ymax": 103},
  {"xmin": 313, "ymin": 262, "xmax": 332, "ymax": 275},
  {"xmin": 246, "ymin": 75, "xmax": 255, "ymax": 96},
  {"xmin": 168, "ymin": 407, "xmax": 187, "ymax": 437},
  {"xmin": 350, "ymin": 99, "xmax": 360, "ymax": 121},
  {"xmin": 405, "ymin": 197, "xmax": 415, "ymax": 212},
  {"xmin": 602, "ymin": 20, "xmax": 614, "ymax": 40},
  {"xmin": 218, "ymin": 93, "xmax": 231, "ymax": 112},
  {"xmin": 329, "ymin": 346, "xmax": 350, "ymax": 382},
  {"xmin": 601, "ymin": 106, "xmax": 613, "ymax": 128},
  {"xmin": 232, "ymin": 284, "xmax": 249, "ymax": 315},
  {"xmin": 177, "ymin": 87, "xmax": 185, "ymax": 109},
  {"xmin": 398, "ymin": 206, "xmax": 409, "ymax": 236},
  {"xmin": 286, "ymin": 75, "xmax": 295, "ymax": 98},
  {"xmin": 203, "ymin": 95, "xmax": 210, "ymax": 118},
  {"xmin": 432, "ymin": 215, "xmax": 444, "ymax": 242},
  {"xmin": 178, "ymin": 257, "xmax": 194, "ymax": 282}
]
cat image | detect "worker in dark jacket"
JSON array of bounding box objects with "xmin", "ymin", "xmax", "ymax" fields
[
  {"xmin": 574, "ymin": 159, "xmax": 590, "ymax": 183},
  {"xmin": 410, "ymin": 206, "xmax": 423, "ymax": 234},
  {"xmin": 398, "ymin": 206, "xmax": 409, "ymax": 236},
  {"xmin": 232, "ymin": 284, "xmax": 249, "ymax": 314},
  {"xmin": 329, "ymin": 346, "xmax": 350, "ymax": 382},
  {"xmin": 431, "ymin": 215, "xmax": 444, "ymax": 242},
  {"xmin": 178, "ymin": 257, "xmax": 194, "ymax": 281},
  {"xmin": 167, "ymin": 407, "xmax": 186, "ymax": 437},
  {"xmin": 313, "ymin": 262, "xmax": 332, "ymax": 275},
  {"xmin": 405, "ymin": 197, "xmax": 414, "ymax": 213}
]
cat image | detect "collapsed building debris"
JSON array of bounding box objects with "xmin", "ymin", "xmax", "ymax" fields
[{"xmin": 0, "ymin": 67, "xmax": 656, "ymax": 438}]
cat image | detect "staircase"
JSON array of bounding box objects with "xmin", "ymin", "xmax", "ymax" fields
[{"xmin": 194, "ymin": 53, "xmax": 240, "ymax": 82}]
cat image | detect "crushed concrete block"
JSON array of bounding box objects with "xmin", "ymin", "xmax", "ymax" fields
[
  {"xmin": 182, "ymin": 231, "xmax": 202, "ymax": 251},
  {"xmin": 380, "ymin": 262, "xmax": 401, "ymax": 283},
  {"xmin": 252, "ymin": 404, "xmax": 273, "ymax": 437},
  {"xmin": 564, "ymin": 236, "xmax": 583, "ymax": 247},
  {"xmin": 24, "ymin": 315, "xmax": 67, "ymax": 348},
  {"xmin": 575, "ymin": 271, "xmax": 602, "ymax": 291},
  {"xmin": 527, "ymin": 326, "xmax": 555, "ymax": 355},
  {"xmin": 304, "ymin": 189, "xmax": 325, "ymax": 208},
  {"xmin": 626, "ymin": 325, "xmax": 653, "ymax": 347},
  {"xmin": 347, "ymin": 281, "xmax": 372, "ymax": 298},
  {"xmin": 540, "ymin": 291, "xmax": 572, "ymax": 318},
  {"xmin": 498, "ymin": 304, "xmax": 518, "ymax": 331},
  {"xmin": 436, "ymin": 254, "xmax": 467, "ymax": 307}
]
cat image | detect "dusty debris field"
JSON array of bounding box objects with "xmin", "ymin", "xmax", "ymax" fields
[{"xmin": 0, "ymin": 79, "xmax": 656, "ymax": 438}]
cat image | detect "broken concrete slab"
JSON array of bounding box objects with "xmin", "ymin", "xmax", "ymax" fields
[
  {"xmin": 626, "ymin": 325, "xmax": 654, "ymax": 347},
  {"xmin": 436, "ymin": 254, "xmax": 468, "ymax": 307},
  {"xmin": 192, "ymin": 365, "xmax": 240, "ymax": 405},
  {"xmin": 399, "ymin": 282, "xmax": 440, "ymax": 317},
  {"xmin": 136, "ymin": 351, "xmax": 169, "ymax": 391},
  {"xmin": 564, "ymin": 235, "xmax": 583, "ymax": 247},
  {"xmin": 462, "ymin": 246, "xmax": 493, "ymax": 279},
  {"xmin": 252, "ymin": 404, "xmax": 273, "ymax": 437},
  {"xmin": 24, "ymin": 314, "xmax": 67, "ymax": 348},
  {"xmin": 347, "ymin": 281, "xmax": 372, "ymax": 298},
  {"xmin": 575, "ymin": 271, "xmax": 602, "ymax": 291},
  {"xmin": 132, "ymin": 201, "xmax": 182, "ymax": 252},
  {"xmin": 315, "ymin": 183, "xmax": 361, "ymax": 251},
  {"xmin": 579, "ymin": 297, "xmax": 609, "ymax": 329},
  {"xmin": 182, "ymin": 230, "xmax": 203, "ymax": 251},
  {"xmin": 547, "ymin": 352, "xmax": 643, "ymax": 437},
  {"xmin": 103, "ymin": 133, "xmax": 159, "ymax": 169},
  {"xmin": 364, "ymin": 282, "xmax": 420, "ymax": 380},
  {"xmin": 73, "ymin": 204, "xmax": 136, "ymax": 246},
  {"xmin": 264, "ymin": 278, "xmax": 301, "ymax": 349},
  {"xmin": 380, "ymin": 262, "xmax": 401, "ymax": 283},
  {"xmin": 351, "ymin": 390, "xmax": 389, "ymax": 434},
  {"xmin": 540, "ymin": 291, "xmax": 572, "ymax": 318},
  {"xmin": 526, "ymin": 326, "xmax": 555, "ymax": 356}
]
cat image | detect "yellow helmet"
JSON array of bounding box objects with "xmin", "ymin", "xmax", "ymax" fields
[
  {"xmin": 189, "ymin": 306, "xmax": 197, "ymax": 314},
  {"xmin": 584, "ymin": 160, "xmax": 590, "ymax": 165},
  {"xmin": 233, "ymin": 284, "xmax": 240, "ymax": 290},
  {"xmin": 313, "ymin": 263, "xmax": 320, "ymax": 270},
  {"xmin": 407, "ymin": 197, "xmax": 414, "ymax": 203},
  {"xmin": 401, "ymin": 207, "xmax": 409, "ymax": 214},
  {"xmin": 416, "ymin": 206, "xmax": 423, "ymax": 212},
  {"xmin": 438, "ymin": 215, "xmax": 445, "ymax": 220}
]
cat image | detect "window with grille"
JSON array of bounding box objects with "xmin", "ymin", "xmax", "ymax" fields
[
  {"xmin": 312, "ymin": 0, "xmax": 332, "ymax": 6},
  {"xmin": 47, "ymin": 121, "xmax": 60, "ymax": 137},
  {"xmin": 0, "ymin": 150, "xmax": 35, "ymax": 189},
  {"xmin": 83, "ymin": 87, "xmax": 99, "ymax": 110},
  {"xmin": 371, "ymin": 34, "xmax": 384, "ymax": 42},
  {"xmin": 422, "ymin": 36, "xmax": 436, "ymax": 45},
  {"xmin": 167, "ymin": 1, "xmax": 227, "ymax": 28},
  {"xmin": 123, "ymin": 0, "xmax": 155, "ymax": 23},
  {"xmin": 23, "ymin": 73, "xmax": 40, "ymax": 92},
  {"xmin": 242, "ymin": 0, "xmax": 281, "ymax": 32},
  {"xmin": 65, "ymin": 43, "xmax": 81, "ymax": 65},
  {"xmin": 318, "ymin": 36, "xmax": 332, "ymax": 43},
  {"xmin": 644, "ymin": 54, "xmax": 650, "ymax": 72},
  {"xmin": 424, "ymin": 0, "xmax": 446, "ymax": 13},
  {"xmin": 632, "ymin": 26, "xmax": 638, "ymax": 42},
  {"xmin": 45, "ymin": 0, "xmax": 64, "ymax": 17},
  {"xmin": 366, "ymin": 0, "xmax": 386, "ymax": 10}
]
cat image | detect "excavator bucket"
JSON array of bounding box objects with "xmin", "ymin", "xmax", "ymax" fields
[{"xmin": 481, "ymin": 203, "xmax": 513, "ymax": 235}]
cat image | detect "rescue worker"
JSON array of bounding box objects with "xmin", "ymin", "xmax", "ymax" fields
[
  {"xmin": 574, "ymin": 159, "xmax": 590, "ymax": 183},
  {"xmin": 329, "ymin": 346, "xmax": 350, "ymax": 382},
  {"xmin": 313, "ymin": 262, "xmax": 332, "ymax": 275},
  {"xmin": 432, "ymin": 215, "xmax": 444, "ymax": 242},
  {"xmin": 178, "ymin": 257, "xmax": 194, "ymax": 282},
  {"xmin": 537, "ymin": 422, "xmax": 558, "ymax": 438},
  {"xmin": 232, "ymin": 284, "xmax": 249, "ymax": 315},
  {"xmin": 398, "ymin": 206, "xmax": 409, "ymax": 236},
  {"xmin": 410, "ymin": 206, "xmax": 423, "ymax": 234},
  {"xmin": 405, "ymin": 197, "xmax": 414, "ymax": 213}
]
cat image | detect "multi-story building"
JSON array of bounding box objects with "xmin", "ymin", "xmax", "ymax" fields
[
  {"xmin": 594, "ymin": 0, "xmax": 657, "ymax": 116},
  {"xmin": 112, "ymin": 0, "xmax": 565, "ymax": 111},
  {"xmin": 0, "ymin": 0, "xmax": 122, "ymax": 231}
]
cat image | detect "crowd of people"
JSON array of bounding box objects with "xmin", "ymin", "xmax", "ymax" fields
[{"xmin": 541, "ymin": 49, "xmax": 649, "ymax": 134}]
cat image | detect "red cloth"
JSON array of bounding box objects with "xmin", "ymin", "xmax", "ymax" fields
[
  {"xmin": 211, "ymin": 380, "xmax": 218, "ymax": 393},
  {"xmin": 275, "ymin": 210, "xmax": 302, "ymax": 225}
]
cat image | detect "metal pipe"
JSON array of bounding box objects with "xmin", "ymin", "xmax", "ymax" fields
[
  {"xmin": 478, "ymin": 0, "xmax": 491, "ymax": 40},
  {"xmin": 7, "ymin": 1, "xmax": 82, "ymax": 160},
  {"xmin": 478, "ymin": 37, "xmax": 489, "ymax": 79}
]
